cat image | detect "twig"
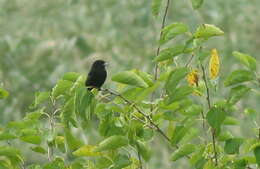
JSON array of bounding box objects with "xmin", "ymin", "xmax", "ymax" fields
[
  {"xmin": 258, "ymin": 128, "xmax": 260, "ymax": 140},
  {"xmin": 154, "ymin": 0, "xmax": 171, "ymax": 80},
  {"xmin": 185, "ymin": 54, "xmax": 194, "ymax": 67},
  {"xmin": 200, "ymin": 63, "xmax": 218, "ymax": 166},
  {"xmin": 47, "ymin": 98, "xmax": 57, "ymax": 161},
  {"xmin": 200, "ymin": 111, "xmax": 205, "ymax": 129},
  {"xmin": 137, "ymin": 150, "xmax": 143, "ymax": 169},
  {"xmin": 151, "ymin": 0, "xmax": 171, "ymax": 111},
  {"xmin": 201, "ymin": 64, "xmax": 211, "ymax": 108},
  {"xmin": 102, "ymin": 89, "xmax": 171, "ymax": 142},
  {"xmin": 101, "ymin": 88, "xmax": 196, "ymax": 160}
]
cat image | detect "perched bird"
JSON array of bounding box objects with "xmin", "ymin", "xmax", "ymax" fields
[{"xmin": 85, "ymin": 60, "xmax": 107, "ymax": 90}]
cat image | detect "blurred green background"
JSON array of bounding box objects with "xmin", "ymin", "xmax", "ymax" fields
[{"xmin": 0, "ymin": 0, "xmax": 259, "ymax": 168}]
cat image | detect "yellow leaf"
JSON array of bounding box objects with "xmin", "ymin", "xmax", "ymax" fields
[
  {"xmin": 73, "ymin": 145, "xmax": 102, "ymax": 157},
  {"xmin": 186, "ymin": 70, "xmax": 199, "ymax": 86},
  {"xmin": 209, "ymin": 48, "xmax": 220, "ymax": 79}
]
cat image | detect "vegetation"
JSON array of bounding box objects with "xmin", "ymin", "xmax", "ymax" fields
[{"xmin": 0, "ymin": 0, "xmax": 260, "ymax": 168}]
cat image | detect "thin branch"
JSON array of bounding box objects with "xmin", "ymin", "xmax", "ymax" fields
[
  {"xmin": 101, "ymin": 89, "xmax": 196, "ymax": 160},
  {"xmin": 151, "ymin": 0, "xmax": 171, "ymax": 111},
  {"xmin": 200, "ymin": 111, "xmax": 205, "ymax": 129},
  {"xmin": 185, "ymin": 54, "xmax": 195, "ymax": 67},
  {"xmin": 137, "ymin": 150, "xmax": 143, "ymax": 169},
  {"xmin": 102, "ymin": 89, "xmax": 171, "ymax": 142},
  {"xmin": 258, "ymin": 128, "xmax": 260, "ymax": 140},
  {"xmin": 200, "ymin": 63, "xmax": 218, "ymax": 166},
  {"xmin": 201, "ymin": 64, "xmax": 211, "ymax": 109},
  {"xmin": 47, "ymin": 99, "xmax": 57, "ymax": 161},
  {"xmin": 154, "ymin": 0, "xmax": 171, "ymax": 80}
]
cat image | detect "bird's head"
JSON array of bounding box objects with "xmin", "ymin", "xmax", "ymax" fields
[{"xmin": 92, "ymin": 60, "xmax": 108, "ymax": 69}]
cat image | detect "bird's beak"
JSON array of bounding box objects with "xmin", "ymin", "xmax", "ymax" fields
[{"xmin": 104, "ymin": 62, "xmax": 108, "ymax": 67}]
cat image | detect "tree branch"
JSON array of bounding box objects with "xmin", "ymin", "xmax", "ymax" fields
[
  {"xmin": 137, "ymin": 149, "xmax": 143, "ymax": 169},
  {"xmin": 102, "ymin": 89, "xmax": 171, "ymax": 142},
  {"xmin": 200, "ymin": 63, "xmax": 218, "ymax": 166},
  {"xmin": 185, "ymin": 54, "xmax": 195, "ymax": 67},
  {"xmin": 155, "ymin": 0, "xmax": 171, "ymax": 69},
  {"xmin": 151, "ymin": 0, "xmax": 171, "ymax": 111}
]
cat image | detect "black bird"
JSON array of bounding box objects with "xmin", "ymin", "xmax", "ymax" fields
[{"xmin": 85, "ymin": 60, "xmax": 107, "ymax": 90}]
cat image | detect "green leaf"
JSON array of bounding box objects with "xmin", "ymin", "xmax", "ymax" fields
[
  {"xmin": 96, "ymin": 157, "xmax": 113, "ymax": 169},
  {"xmin": 55, "ymin": 136, "xmax": 66, "ymax": 153},
  {"xmin": 7, "ymin": 119, "xmax": 38, "ymax": 130},
  {"xmin": 233, "ymin": 159, "xmax": 247, "ymax": 169},
  {"xmin": 154, "ymin": 45, "xmax": 185, "ymax": 62},
  {"xmin": 0, "ymin": 146, "xmax": 22, "ymax": 165},
  {"xmin": 98, "ymin": 118, "xmax": 125, "ymax": 137},
  {"xmin": 190, "ymin": 145, "xmax": 206, "ymax": 168},
  {"xmin": 62, "ymin": 72, "xmax": 81, "ymax": 82},
  {"xmin": 62, "ymin": 98, "xmax": 75, "ymax": 127},
  {"xmin": 43, "ymin": 158, "xmax": 65, "ymax": 169},
  {"xmin": 217, "ymin": 131, "xmax": 233, "ymax": 142},
  {"xmin": 73, "ymin": 145, "xmax": 102, "ymax": 157},
  {"xmin": 151, "ymin": 0, "xmax": 162, "ymax": 16},
  {"xmin": 0, "ymin": 87, "xmax": 9, "ymax": 99},
  {"xmin": 198, "ymin": 50, "xmax": 211, "ymax": 62},
  {"xmin": 136, "ymin": 127, "xmax": 154, "ymax": 141},
  {"xmin": 31, "ymin": 91, "xmax": 50, "ymax": 108},
  {"xmin": 224, "ymin": 138, "xmax": 243, "ymax": 154},
  {"xmin": 0, "ymin": 132, "xmax": 17, "ymax": 140},
  {"xmin": 111, "ymin": 154, "xmax": 132, "ymax": 169},
  {"xmin": 170, "ymin": 144, "xmax": 196, "ymax": 161},
  {"xmin": 0, "ymin": 145, "xmax": 20, "ymax": 155},
  {"xmin": 165, "ymin": 67, "xmax": 189, "ymax": 94},
  {"xmin": 0, "ymin": 160, "xmax": 12, "ymax": 169},
  {"xmin": 25, "ymin": 109, "xmax": 44, "ymax": 120},
  {"xmin": 64, "ymin": 128, "xmax": 83, "ymax": 151},
  {"xmin": 30, "ymin": 146, "xmax": 47, "ymax": 154},
  {"xmin": 52, "ymin": 80, "xmax": 73, "ymax": 98},
  {"xmin": 27, "ymin": 164, "xmax": 42, "ymax": 169},
  {"xmin": 243, "ymin": 139, "xmax": 260, "ymax": 153},
  {"xmin": 133, "ymin": 70, "xmax": 154, "ymax": 87},
  {"xmin": 167, "ymin": 85, "xmax": 193, "ymax": 103},
  {"xmin": 228, "ymin": 85, "xmax": 250, "ymax": 105},
  {"xmin": 94, "ymin": 135, "xmax": 128, "ymax": 152},
  {"xmin": 160, "ymin": 23, "xmax": 189, "ymax": 44},
  {"xmin": 191, "ymin": 0, "xmax": 204, "ymax": 9},
  {"xmin": 254, "ymin": 146, "xmax": 260, "ymax": 166},
  {"xmin": 206, "ymin": 107, "xmax": 226, "ymax": 129},
  {"xmin": 194, "ymin": 24, "xmax": 224, "ymax": 39},
  {"xmin": 171, "ymin": 125, "xmax": 189, "ymax": 146},
  {"xmin": 223, "ymin": 116, "xmax": 239, "ymax": 125},
  {"xmin": 182, "ymin": 104, "xmax": 203, "ymax": 116},
  {"xmin": 233, "ymin": 51, "xmax": 257, "ymax": 71},
  {"xmin": 224, "ymin": 70, "xmax": 255, "ymax": 86},
  {"xmin": 136, "ymin": 140, "xmax": 152, "ymax": 162},
  {"xmin": 20, "ymin": 135, "xmax": 41, "ymax": 145},
  {"xmin": 75, "ymin": 87, "xmax": 94, "ymax": 122},
  {"xmin": 112, "ymin": 71, "xmax": 149, "ymax": 88}
]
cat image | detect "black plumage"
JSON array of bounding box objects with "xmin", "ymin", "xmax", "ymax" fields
[{"xmin": 85, "ymin": 60, "xmax": 107, "ymax": 90}]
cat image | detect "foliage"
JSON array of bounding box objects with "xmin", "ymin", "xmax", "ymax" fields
[{"xmin": 0, "ymin": 0, "xmax": 260, "ymax": 169}]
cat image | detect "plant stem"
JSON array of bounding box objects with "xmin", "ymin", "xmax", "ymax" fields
[
  {"xmin": 102, "ymin": 89, "xmax": 171, "ymax": 142},
  {"xmin": 154, "ymin": 0, "xmax": 171, "ymax": 80},
  {"xmin": 151, "ymin": 0, "xmax": 171, "ymax": 111},
  {"xmin": 47, "ymin": 100, "xmax": 58, "ymax": 161},
  {"xmin": 185, "ymin": 54, "xmax": 194, "ymax": 67},
  {"xmin": 201, "ymin": 64, "xmax": 211, "ymax": 108},
  {"xmin": 258, "ymin": 128, "xmax": 260, "ymax": 140},
  {"xmin": 200, "ymin": 63, "xmax": 218, "ymax": 166},
  {"xmin": 137, "ymin": 149, "xmax": 143, "ymax": 169}
]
